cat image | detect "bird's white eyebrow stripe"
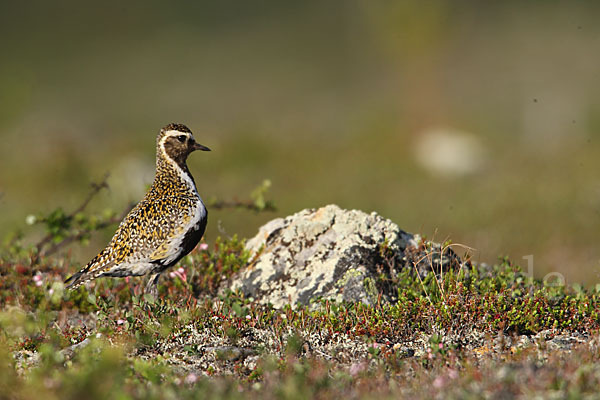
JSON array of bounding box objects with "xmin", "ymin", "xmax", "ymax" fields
[
  {"xmin": 164, "ymin": 130, "xmax": 191, "ymax": 138},
  {"xmin": 159, "ymin": 130, "xmax": 192, "ymax": 154},
  {"xmin": 159, "ymin": 130, "xmax": 195, "ymax": 163}
]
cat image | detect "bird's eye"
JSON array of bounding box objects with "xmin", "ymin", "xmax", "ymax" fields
[{"xmin": 176, "ymin": 135, "xmax": 187, "ymax": 143}]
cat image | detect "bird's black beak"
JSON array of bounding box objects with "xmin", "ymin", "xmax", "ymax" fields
[{"xmin": 192, "ymin": 142, "xmax": 211, "ymax": 152}]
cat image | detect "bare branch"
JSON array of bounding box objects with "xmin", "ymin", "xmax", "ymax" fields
[
  {"xmin": 33, "ymin": 173, "xmax": 112, "ymax": 258},
  {"xmin": 32, "ymin": 174, "xmax": 274, "ymax": 261},
  {"xmin": 207, "ymin": 198, "xmax": 276, "ymax": 212},
  {"xmin": 70, "ymin": 172, "xmax": 110, "ymax": 216},
  {"xmin": 38, "ymin": 205, "xmax": 132, "ymax": 258}
]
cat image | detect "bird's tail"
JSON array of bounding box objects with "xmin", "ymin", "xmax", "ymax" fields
[
  {"xmin": 64, "ymin": 270, "xmax": 87, "ymax": 290},
  {"xmin": 64, "ymin": 252, "xmax": 113, "ymax": 290}
]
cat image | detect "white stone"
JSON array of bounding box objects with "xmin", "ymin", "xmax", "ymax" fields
[{"xmin": 232, "ymin": 205, "xmax": 462, "ymax": 309}]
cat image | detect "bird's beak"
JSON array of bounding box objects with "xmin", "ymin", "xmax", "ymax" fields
[{"xmin": 192, "ymin": 142, "xmax": 211, "ymax": 152}]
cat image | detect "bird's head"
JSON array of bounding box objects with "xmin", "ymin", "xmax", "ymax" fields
[{"xmin": 157, "ymin": 123, "xmax": 210, "ymax": 166}]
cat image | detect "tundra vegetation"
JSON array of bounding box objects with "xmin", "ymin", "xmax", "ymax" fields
[{"xmin": 1, "ymin": 182, "xmax": 600, "ymax": 399}]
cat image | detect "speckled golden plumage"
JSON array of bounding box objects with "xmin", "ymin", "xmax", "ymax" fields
[{"xmin": 65, "ymin": 123, "xmax": 210, "ymax": 294}]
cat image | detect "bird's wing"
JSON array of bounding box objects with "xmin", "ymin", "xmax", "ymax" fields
[
  {"xmin": 64, "ymin": 201, "xmax": 147, "ymax": 288},
  {"xmin": 149, "ymin": 213, "xmax": 192, "ymax": 262},
  {"xmin": 113, "ymin": 194, "xmax": 199, "ymax": 266},
  {"xmin": 103, "ymin": 199, "xmax": 175, "ymax": 265},
  {"xmin": 65, "ymin": 194, "xmax": 200, "ymax": 288}
]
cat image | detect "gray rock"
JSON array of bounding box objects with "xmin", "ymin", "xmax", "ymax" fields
[{"xmin": 231, "ymin": 204, "xmax": 463, "ymax": 308}]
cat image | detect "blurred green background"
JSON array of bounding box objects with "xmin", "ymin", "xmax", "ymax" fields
[{"xmin": 1, "ymin": 1, "xmax": 599, "ymax": 284}]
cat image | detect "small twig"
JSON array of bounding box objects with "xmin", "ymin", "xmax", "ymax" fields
[
  {"xmin": 412, "ymin": 240, "xmax": 475, "ymax": 307},
  {"xmin": 39, "ymin": 205, "xmax": 131, "ymax": 257},
  {"xmin": 33, "ymin": 174, "xmax": 273, "ymax": 259},
  {"xmin": 208, "ymin": 199, "xmax": 276, "ymax": 212},
  {"xmin": 34, "ymin": 173, "xmax": 111, "ymax": 258},
  {"xmin": 71, "ymin": 172, "xmax": 110, "ymax": 216},
  {"xmin": 411, "ymin": 260, "xmax": 434, "ymax": 307}
]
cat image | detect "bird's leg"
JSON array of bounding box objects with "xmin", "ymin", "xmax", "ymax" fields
[{"xmin": 144, "ymin": 273, "xmax": 161, "ymax": 300}]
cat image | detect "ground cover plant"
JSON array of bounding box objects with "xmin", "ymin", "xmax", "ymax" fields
[{"xmin": 1, "ymin": 190, "xmax": 600, "ymax": 399}]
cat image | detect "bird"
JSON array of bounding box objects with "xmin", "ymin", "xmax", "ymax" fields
[{"xmin": 64, "ymin": 123, "xmax": 210, "ymax": 296}]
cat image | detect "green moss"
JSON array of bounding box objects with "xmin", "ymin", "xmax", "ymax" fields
[
  {"xmin": 336, "ymin": 267, "xmax": 364, "ymax": 287},
  {"xmin": 362, "ymin": 277, "xmax": 379, "ymax": 304}
]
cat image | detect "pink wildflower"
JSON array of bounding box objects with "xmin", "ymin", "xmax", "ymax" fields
[
  {"xmin": 433, "ymin": 376, "xmax": 446, "ymax": 388},
  {"xmin": 171, "ymin": 267, "xmax": 187, "ymax": 283},
  {"xmin": 33, "ymin": 274, "xmax": 43, "ymax": 287},
  {"xmin": 184, "ymin": 373, "xmax": 197, "ymax": 384},
  {"xmin": 349, "ymin": 362, "xmax": 366, "ymax": 376},
  {"xmin": 199, "ymin": 243, "xmax": 209, "ymax": 251}
]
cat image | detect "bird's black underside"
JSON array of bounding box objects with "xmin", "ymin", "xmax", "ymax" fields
[{"xmin": 152, "ymin": 213, "xmax": 208, "ymax": 274}]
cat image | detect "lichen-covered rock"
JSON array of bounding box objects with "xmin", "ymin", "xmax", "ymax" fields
[{"xmin": 231, "ymin": 204, "xmax": 463, "ymax": 308}]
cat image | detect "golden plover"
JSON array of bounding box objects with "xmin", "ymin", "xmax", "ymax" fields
[{"xmin": 65, "ymin": 123, "xmax": 210, "ymax": 295}]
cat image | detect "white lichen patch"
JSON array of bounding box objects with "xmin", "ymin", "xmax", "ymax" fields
[{"xmin": 231, "ymin": 205, "xmax": 419, "ymax": 308}]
